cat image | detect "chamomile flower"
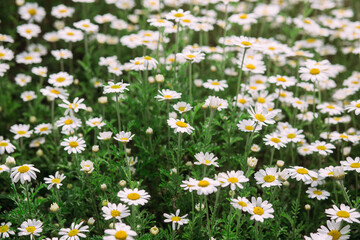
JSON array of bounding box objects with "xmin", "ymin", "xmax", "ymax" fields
[
  {"xmin": 97, "ymin": 131, "xmax": 113, "ymax": 141},
  {"xmin": 117, "ymin": 188, "xmax": 150, "ymax": 206},
  {"xmin": 18, "ymin": 219, "xmax": 43, "ymax": 239},
  {"xmin": 306, "ymin": 187, "xmax": 330, "ymax": 200},
  {"xmin": 51, "ymin": 49, "xmax": 73, "ymax": 60},
  {"xmin": 203, "ymin": 79, "xmax": 228, "ymax": 92},
  {"xmin": 310, "ymin": 141, "xmax": 336, "ymax": 156},
  {"xmin": 58, "ymin": 221, "xmax": 89, "ymax": 240},
  {"xmin": 180, "ymin": 178, "xmax": 197, "ymax": 192},
  {"xmin": 217, "ymin": 170, "xmax": 249, "ymax": 190},
  {"xmin": 10, "ymin": 124, "xmax": 33, "ymax": 139},
  {"xmin": 0, "ymin": 165, "xmax": 9, "ymax": 173},
  {"xmin": 44, "ymin": 171, "xmax": 66, "ymax": 190},
  {"xmin": 248, "ymin": 104, "xmax": 276, "ymax": 126},
  {"xmin": 317, "ymin": 102, "xmax": 343, "ymax": 116},
  {"xmin": 48, "ymin": 72, "xmax": 73, "ymax": 87},
  {"xmin": 74, "ymin": 19, "xmax": 99, "ymax": 33},
  {"xmin": 16, "ymin": 52, "xmax": 42, "ymax": 65},
  {"xmin": 204, "ymin": 96, "xmax": 228, "ymax": 111},
  {"xmin": 173, "ymin": 102, "xmax": 192, "ymax": 114},
  {"xmin": 29, "ymin": 137, "xmax": 45, "ymax": 148},
  {"xmin": 288, "ymin": 166, "xmax": 318, "ymax": 182},
  {"xmin": 155, "ymin": 89, "xmax": 182, "ymax": 101},
  {"xmin": 325, "ymin": 204, "xmax": 360, "ymax": 223},
  {"xmin": 41, "ymin": 86, "xmax": 69, "ymax": 100},
  {"xmin": 15, "ymin": 73, "xmax": 31, "ymax": 87},
  {"xmin": 80, "ymin": 160, "xmax": 94, "ymax": 173},
  {"xmin": 58, "ymin": 27, "xmax": 84, "ymax": 42},
  {"xmin": 233, "ymin": 94, "xmax": 254, "ymax": 110},
  {"xmin": 341, "ymin": 157, "xmax": 360, "ymax": 173},
  {"xmin": 34, "ymin": 123, "xmax": 52, "ymax": 135},
  {"xmin": 166, "ymin": 9, "xmax": 191, "ymax": 22},
  {"xmin": 167, "ymin": 118, "xmax": 194, "ymax": 134},
  {"xmin": 51, "ymin": 4, "xmax": 75, "ymax": 19},
  {"xmin": 194, "ymin": 152, "xmax": 219, "ymax": 167},
  {"xmin": 0, "ymin": 222, "xmax": 15, "ymax": 238},
  {"xmin": 263, "ymin": 133, "xmax": 287, "ymax": 149},
  {"xmin": 237, "ymin": 119, "xmax": 262, "ymax": 132},
  {"xmin": 103, "ymin": 81, "xmax": 130, "ymax": 94},
  {"xmin": 61, "ymin": 136, "xmax": 86, "ymax": 154},
  {"xmin": 248, "ymin": 197, "xmax": 274, "ymax": 222},
  {"xmin": 345, "ymin": 100, "xmax": 360, "ymax": 115},
  {"xmin": 268, "ymin": 75, "xmax": 297, "ymax": 88},
  {"xmin": 317, "ymin": 220, "xmax": 350, "ymax": 240},
  {"xmin": 177, "ymin": 50, "xmax": 205, "ymax": 63},
  {"xmin": 56, "ymin": 116, "xmax": 82, "ymax": 132},
  {"xmin": 304, "ymin": 232, "xmax": 332, "ymax": 240},
  {"xmin": 230, "ymin": 197, "xmax": 250, "ymax": 212},
  {"xmin": 241, "ymin": 58, "xmax": 266, "ymax": 74},
  {"xmin": 299, "ymin": 62, "xmax": 330, "ymax": 82},
  {"xmin": 254, "ymin": 167, "xmax": 282, "ymax": 188},
  {"xmin": 86, "ymin": 117, "xmax": 105, "ymax": 129},
  {"xmin": 104, "ymin": 223, "xmax": 137, "ymax": 240},
  {"xmin": 193, "ymin": 177, "xmax": 220, "ymax": 195},
  {"xmin": 20, "ymin": 91, "xmax": 37, "ymax": 102},
  {"xmin": 19, "ymin": 2, "xmax": 45, "ymax": 22},
  {"xmin": 0, "ymin": 137, "xmax": 16, "ymax": 155},
  {"xmin": 102, "ymin": 202, "xmax": 130, "ymax": 221},
  {"xmin": 17, "ymin": 23, "xmax": 41, "ymax": 40},
  {"xmin": 164, "ymin": 209, "xmax": 189, "ymax": 231},
  {"xmin": 59, "ymin": 97, "xmax": 87, "ymax": 115},
  {"xmin": 114, "ymin": 131, "xmax": 135, "ymax": 143}
]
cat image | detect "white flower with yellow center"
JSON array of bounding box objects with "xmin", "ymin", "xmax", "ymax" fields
[
  {"xmin": 317, "ymin": 220, "xmax": 350, "ymax": 240},
  {"xmin": 237, "ymin": 119, "xmax": 262, "ymax": 133},
  {"xmin": 254, "ymin": 167, "xmax": 282, "ymax": 188},
  {"xmin": 241, "ymin": 58, "xmax": 266, "ymax": 74},
  {"xmin": 18, "ymin": 219, "xmax": 43, "ymax": 239},
  {"xmin": 15, "ymin": 73, "xmax": 32, "ymax": 87},
  {"xmin": 59, "ymin": 97, "xmax": 87, "ymax": 115},
  {"xmin": 74, "ymin": 19, "xmax": 99, "ymax": 33},
  {"xmin": 10, "ymin": 124, "xmax": 33, "ymax": 140},
  {"xmin": 80, "ymin": 160, "xmax": 94, "ymax": 174},
  {"xmin": 17, "ymin": 23, "xmax": 41, "ymax": 40},
  {"xmin": 40, "ymin": 86, "xmax": 68, "ymax": 100},
  {"xmin": 341, "ymin": 157, "xmax": 360, "ymax": 173},
  {"xmin": 44, "ymin": 171, "xmax": 66, "ymax": 190},
  {"xmin": 177, "ymin": 50, "xmax": 205, "ymax": 63},
  {"xmin": 232, "ymin": 36, "xmax": 257, "ymax": 49},
  {"xmin": 299, "ymin": 61, "xmax": 331, "ymax": 83},
  {"xmin": 0, "ymin": 46, "xmax": 13, "ymax": 61},
  {"xmin": 317, "ymin": 102, "xmax": 343, "ymax": 116},
  {"xmin": 15, "ymin": 52, "xmax": 42, "ymax": 65},
  {"xmin": 51, "ymin": 4, "xmax": 75, "ymax": 19},
  {"xmin": 58, "ymin": 221, "xmax": 89, "ymax": 240},
  {"xmin": 180, "ymin": 177, "xmax": 197, "ymax": 192},
  {"xmin": 173, "ymin": 101, "xmax": 192, "ymax": 114},
  {"xmin": 345, "ymin": 99, "xmax": 360, "ymax": 115},
  {"xmin": 288, "ymin": 166, "xmax": 318, "ymax": 182},
  {"xmin": 167, "ymin": 118, "xmax": 194, "ymax": 135},
  {"xmin": 20, "ymin": 91, "xmax": 37, "ymax": 102},
  {"xmin": 191, "ymin": 177, "xmax": 220, "ymax": 195},
  {"xmin": 117, "ymin": 188, "xmax": 150, "ymax": 206},
  {"xmin": 0, "ymin": 136, "xmax": 16, "ymax": 155},
  {"xmin": 233, "ymin": 94, "xmax": 254, "ymax": 110},
  {"xmin": 86, "ymin": 117, "xmax": 106, "ymax": 129},
  {"xmin": 97, "ymin": 131, "xmax": 113, "ymax": 141},
  {"xmin": 248, "ymin": 104, "xmax": 276, "ymax": 126},
  {"xmin": 230, "ymin": 197, "xmax": 250, "ymax": 212},
  {"xmin": 30, "ymin": 137, "xmax": 45, "ymax": 148},
  {"xmin": 0, "ymin": 165, "xmax": 9, "ymax": 174},
  {"xmin": 310, "ymin": 140, "xmax": 336, "ymax": 156},
  {"xmin": 204, "ymin": 96, "xmax": 228, "ymax": 111},
  {"xmin": 325, "ymin": 204, "xmax": 360, "ymax": 223},
  {"xmin": 264, "ymin": 133, "xmax": 288, "ymax": 149},
  {"xmin": 102, "ymin": 202, "xmax": 130, "ymax": 221},
  {"xmin": 10, "ymin": 164, "xmax": 40, "ymax": 184},
  {"xmin": 217, "ymin": 170, "xmax": 249, "ymax": 190},
  {"xmin": 306, "ymin": 187, "xmax": 330, "ymax": 200},
  {"xmin": 248, "ymin": 197, "xmax": 274, "ymax": 222},
  {"xmin": 155, "ymin": 89, "xmax": 182, "ymax": 101},
  {"xmin": 194, "ymin": 152, "xmax": 219, "ymax": 167},
  {"xmin": 164, "ymin": 209, "xmax": 189, "ymax": 231},
  {"xmin": 34, "ymin": 123, "xmax": 52, "ymax": 135},
  {"xmin": 103, "ymin": 81, "xmax": 130, "ymax": 94},
  {"xmin": 114, "ymin": 131, "xmax": 135, "ymax": 143},
  {"xmin": 203, "ymin": 79, "xmax": 228, "ymax": 92},
  {"xmin": 18, "ymin": 2, "xmax": 45, "ymax": 22},
  {"xmin": 104, "ymin": 222, "xmax": 137, "ymax": 240},
  {"xmin": 58, "ymin": 27, "xmax": 84, "ymax": 42},
  {"xmin": 48, "ymin": 71, "xmax": 73, "ymax": 87},
  {"xmin": 51, "ymin": 49, "xmax": 73, "ymax": 60},
  {"xmin": 166, "ymin": 9, "xmax": 191, "ymax": 22},
  {"xmin": 0, "ymin": 222, "xmax": 15, "ymax": 238},
  {"xmin": 56, "ymin": 116, "xmax": 82, "ymax": 132},
  {"xmin": 61, "ymin": 136, "xmax": 86, "ymax": 154}
]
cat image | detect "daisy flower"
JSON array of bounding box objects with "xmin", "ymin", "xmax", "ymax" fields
[
  {"xmin": 18, "ymin": 219, "xmax": 42, "ymax": 239},
  {"xmin": 58, "ymin": 27, "xmax": 84, "ymax": 42},
  {"xmin": 180, "ymin": 178, "xmax": 197, "ymax": 192},
  {"xmin": 51, "ymin": 49, "xmax": 73, "ymax": 60},
  {"xmin": 167, "ymin": 118, "xmax": 194, "ymax": 135},
  {"xmin": 17, "ymin": 23, "xmax": 41, "ymax": 40},
  {"xmin": 230, "ymin": 197, "xmax": 250, "ymax": 212},
  {"xmin": 203, "ymin": 79, "xmax": 228, "ymax": 92},
  {"xmin": 341, "ymin": 157, "xmax": 360, "ymax": 173},
  {"xmin": 317, "ymin": 102, "xmax": 343, "ymax": 116},
  {"xmin": 141, "ymin": 56, "xmax": 158, "ymax": 70},
  {"xmin": 10, "ymin": 124, "xmax": 33, "ymax": 139},
  {"xmin": 263, "ymin": 133, "xmax": 287, "ymax": 150},
  {"xmin": 58, "ymin": 221, "xmax": 89, "ymax": 240},
  {"xmin": 59, "ymin": 97, "xmax": 87, "ymax": 115},
  {"xmin": 306, "ymin": 187, "xmax": 330, "ymax": 200},
  {"xmin": 192, "ymin": 177, "xmax": 220, "ymax": 195},
  {"xmin": 164, "ymin": 209, "xmax": 189, "ymax": 231},
  {"xmin": 325, "ymin": 204, "xmax": 360, "ymax": 223},
  {"xmin": 114, "ymin": 131, "xmax": 135, "ymax": 143},
  {"xmin": 288, "ymin": 166, "xmax": 318, "ymax": 182},
  {"xmin": 30, "ymin": 124, "xmax": 49, "ymax": 137},
  {"xmin": 10, "ymin": 164, "xmax": 40, "ymax": 184},
  {"xmin": 254, "ymin": 167, "xmax": 282, "ymax": 188},
  {"xmin": 20, "ymin": 91, "xmax": 37, "ymax": 102},
  {"xmin": 155, "ymin": 89, "xmax": 182, "ymax": 101},
  {"xmin": 51, "ymin": 4, "xmax": 75, "ymax": 19},
  {"xmin": 86, "ymin": 117, "xmax": 106, "ymax": 129},
  {"xmin": 204, "ymin": 96, "xmax": 228, "ymax": 111},
  {"xmin": 48, "ymin": 72, "xmax": 74, "ymax": 87},
  {"xmin": 173, "ymin": 102, "xmax": 192, "ymax": 114},
  {"xmin": 298, "ymin": 144, "xmax": 314, "ymax": 156},
  {"xmin": 102, "ymin": 202, "xmax": 130, "ymax": 221},
  {"xmin": 0, "ymin": 222, "xmax": 15, "ymax": 238},
  {"xmin": 232, "ymin": 36, "xmax": 257, "ymax": 49},
  {"xmin": 194, "ymin": 152, "xmax": 219, "ymax": 167},
  {"xmin": 233, "ymin": 94, "xmax": 254, "ymax": 110},
  {"xmin": 0, "ymin": 165, "xmax": 9, "ymax": 174},
  {"xmin": 80, "ymin": 160, "xmax": 94, "ymax": 174},
  {"xmin": 304, "ymin": 232, "xmax": 332, "ymax": 240},
  {"xmin": 237, "ymin": 119, "xmax": 262, "ymax": 133},
  {"xmin": 103, "ymin": 81, "xmax": 130, "ymax": 94},
  {"xmin": 104, "ymin": 223, "xmax": 137, "ymax": 240},
  {"xmin": 248, "ymin": 197, "xmax": 274, "ymax": 222},
  {"xmin": 40, "ymin": 86, "xmax": 68, "ymax": 100},
  {"xmin": 15, "ymin": 73, "xmax": 32, "ymax": 87},
  {"xmin": 217, "ymin": 170, "xmax": 249, "ymax": 190},
  {"xmin": 117, "ymin": 188, "xmax": 150, "ymax": 206},
  {"xmin": 56, "ymin": 116, "xmax": 82, "ymax": 132},
  {"xmin": 97, "ymin": 131, "xmax": 113, "ymax": 141},
  {"xmin": 317, "ymin": 220, "xmax": 350, "ymax": 240},
  {"xmin": 166, "ymin": 9, "xmax": 191, "ymax": 22},
  {"xmin": 0, "ymin": 136, "xmax": 16, "ymax": 155},
  {"xmin": 281, "ymin": 128, "xmax": 305, "ymax": 143},
  {"xmin": 248, "ymin": 104, "xmax": 276, "ymax": 126},
  {"xmin": 310, "ymin": 140, "xmax": 336, "ymax": 156},
  {"xmin": 61, "ymin": 136, "xmax": 86, "ymax": 154},
  {"xmin": 241, "ymin": 58, "xmax": 266, "ymax": 74},
  {"xmin": 44, "ymin": 171, "xmax": 66, "ymax": 190},
  {"xmin": 299, "ymin": 63, "xmax": 331, "ymax": 83},
  {"xmin": 177, "ymin": 50, "xmax": 205, "ymax": 63},
  {"xmin": 18, "ymin": 2, "xmax": 45, "ymax": 22},
  {"xmin": 74, "ymin": 19, "xmax": 99, "ymax": 33},
  {"xmin": 345, "ymin": 100, "xmax": 360, "ymax": 115}
]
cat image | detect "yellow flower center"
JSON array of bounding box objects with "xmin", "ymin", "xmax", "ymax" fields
[
  {"xmin": 64, "ymin": 119, "xmax": 73, "ymax": 125},
  {"xmin": 111, "ymin": 85, "xmax": 121, "ymax": 89},
  {"xmin": 238, "ymin": 201, "xmax": 247, "ymax": 207},
  {"xmin": 350, "ymin": 163, "xmax": 360, "ymax": 168},
  {"xmin": 328, "ymin": 230, "xmax": 341, "ymax": 240},
  {"xmin": 40, "ymin": 127, "xmax": 48, "ymax": 132},
  {"xmin": 0, "ymin": 225, "xmax": 9, "ymax": 233},
  {"xmin": 277, "ymin": 77, "xmax": 286, "ymax": 82},
  {"xmin": 0, "ymin": 53, "xmax": 5, "ymax": 57},
  {"xmin": 238, "ymin": 99, "xmax": 246, "ymax": 104},
  {"xmin": 204, "ymin": 160, "xmax": 211, "ymax": 164},
  {"xmin": 25, "ymin": 56, "xmax": 33, "ymax": 60},
  {"xmin": 127, "ymin": 193, "xmax": 140, "ymax": 200},
  {"xmin": 67, "ymin": 32, "xmax": 74, "ymax": 36},
  {"xmin": 26, "ymin": 226, "xmax": 36, "ymax": 233},
  {"xmin": 356, "ymin": 103, "xmax": 360, "ymax": 108},
  {"xmin": 257, "ymin": 97, "xmax": 266, "ymax": 103},
  {"xmin": 114, "ymin": 230, "xmax": 128, "ymax": 240},
  {"xmin": 157, "ymin": 19, "xmax": 165, "ymax": 23},
  {"xmin": 171, "ymin": 216, "xmax": 181, "ymax": 222},
  {"xmin": 28, "ymin": 8, "xmax": 37, "ymax": 15},
  {"xmin": 176, "ymin": 121, "xmax": 187, "ymax": 128},
  {"xmin": 336, "ymin": 210, "xmax": 350, "ymax": 218},
  {"xmin": 254, "ymin": 114, "xmax": 265, "ymax": 122},
  {"xmin": 339, "ymin": 134, "xmax": 348, "ymax": 139},
  {"xmin": 50, "ymin": 89, "xmax": 60, "ymax": 94},
  {"xmin": 178, "ymin": 107, "xmax": 185, "ymax": 111},
  {"xmin": 186, "ymin": 54, "xmax": 195, "ymax": 59},
  {"xmin": 211, "ymin": 82, "xmax": 220, "ymax": 85},
  {"xmin": 316, "ymin": 145, "xmax": 326, "ymax": 151},
  {"xmin": 111, "ymin": 209, "xmax": 121, "ymax": 217},
  {"xmin": 296, "ymin": 168, "xmax": 308, "ymax": 174},
  {"xmin": 326, "ymin": 105, "xmax": 335, "ymax": 109},
  {"xmin": 0, "ymin": 141, "xmax": 8, "ymax": 147},
  {"xmin": 198, "ymin": 180, "xmax": 210, "ymax": 187},
  {"xmin": 120, "ymin": 138, "xmax": 129, "ymax": 141},
  {"xmin": 69, "ymin": 141, "xmax": 79, "ymax": 148},
  {"xmin": 246, "ymin": 64, "xmax": 256, "ymax": 70},
  {"xmin": 68, "ymin": 229, "xmax": 79, "ymax": 237},
  {"xmin": 309, "ymin": 68, "xmax": 320, "ymax": 75},
  {"xmin": 82, "ymin": 24, "xmax": 90, "ymax": 28},
  {"xmin": 264, "ymin": 175, "xmax": 275, "ymax": 182},
  {"xmin": 56, "ymin": 77, "xmax": 65, "ymax": 82},
  {"xmin": 227, "ymin": 177, "xmax": 238, "ymax": 183},
  {"xmin": 17, "ymin": 130, "xmax": 26, "ymax": 135},
  {"xmin": 306, "ymin": 38, "xmax": 316, "ymax": 43},
  {"xmin": 52, "ymin": 178, "xmax": 61, "ymax": 184},
  {"xmin": 270, "ymin": 137, "xmax": 281, "ymax": 143},
  {"xmin": 241, "ymin": 41, "xmax": 252, "ymax": 46},
  {"xmin": 18, "ymin": 166, "xmax": 30, "ymax": 173},
  {"xmin": 245, "ymin": 125, "xmax": 254, "ymax": 131},
  {"xmin": 59, "ymin": 9, "xmax": 67, "ymax": 13},
  {"xmin": 268, "ymin": 46, "xmax": 275, "ymax": 50},
  {"xmin": 253, "ymin": 207, "xmax": 264, "ymax": 215},
  {"xmin": 313, "ymin": 190, "xmax": 322, "ymax": 195},
  {"xmin": 144, "ymin": 56, "xmax": 152, "ymax": 60},
  {"xmin": 163, "ymin": 95, "xmax": 172, "ymax": 99},
  {"xmin": 286, "ymin": 134, "xmax": 296, "ymax": 139},
  {"xmin": 239, "ymin": 14, "xmax": 247, "ymax": 19},
  {"xmin": 174, "ymin": 13, "xmax": 184, "ymax": 18}
]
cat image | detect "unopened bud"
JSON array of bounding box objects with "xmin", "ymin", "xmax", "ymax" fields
[
  {"xmin": 146, "ymin": 127, "xmax": 153, "ymax": 135},
  {"xmin": 148, "ymin": 76, "xmax": 155, "ymax": 84},
  {"xmin": 74, "ymin": 79, "xmax": 79, "ymax": 85},
  {"xmin": 102, "ymin": 199, "xmax": 109, "ymax": 206},
  {"xmin": 36, "ymin": 149, "xmax": 43, "ymax": 157},
  {"xmin": 88, "ymin": 217, "xmax": 95, "ymax": 226},
  {"xmin": 185, "ymin": 161, "xmax": 193, "ymax": 167},
  {"xmin": 101, "ymin": 184, "xmax": 107, "ymax": 191},
  {"xmin": 92, "ymin": 145, "xmax": 99, "ymax": 153},
  {"xmin": 5, "ymin": 156, "xmax": 16, "ymax": 167},
  {"xmin": 247, "ymin": 157, "xmax": 258, "ymax": 168},
  {"xmin": 29, "ymin": 116, "xmax": 37, "ymax": 123},
  {"xmin": 211, "ymin": 66, "xmax": 216, "ymax": 72},
  {"xmin": 67, "ymin": 184, "xmax": 73, "ymax": 189},
  {"xmin": 119, "ymin": 180, "xmax": 126, "ymax": 187},
  {"xmin": 283, "ymin": 181, "xmax": 290, "ymax": 187},
  {"xmin": 276, "ymin": 160, "xmax": 284, "ymax": 168},
  {"xmin": 194, "ymin": 79, "xmax": 203, "ymax": 87},
  {"xmin": 150, "ymin": 226, "xmax": 159, "ymax": 235},
  {"xmin": 155, "ymin": 74, "xmax": 164, "ymax": 83},
  {"xmin": 50, "ymin": 203, "xmax": 59, "ymax": 213},
  {"xmin": 305, "ymin": 204, "xmax": 311, "ymax": 211},
  {"xmin": 98, "ymin": 96, "xmax": 108, "ymax": 104}
]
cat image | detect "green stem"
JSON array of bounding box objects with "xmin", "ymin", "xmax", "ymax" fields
[
  {"xmin": 235, "ymin": 48, "xmax": 248, "ymax": 104},
  {"xmin": 189, "ymin": 62, "xmax": 193, "ymax": 104},
  {"xmin": 339, "ymin": 180, "xmax": 353, "ymax": 208},
  {"xmin": 25, "ymin": 182, "xmax": 32, "ymax": 218},
  {"xmin": 115, "ymin": 93, "xmax": 121, "ymax": 131}
]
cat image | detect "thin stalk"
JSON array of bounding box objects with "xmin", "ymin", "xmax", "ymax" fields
[
  {"xmin": 189, "ymin": 62, "xmax": 193, "ymax": 103},
  {"xmin": 115, "ymin": 93, "xmax": 121, "ymax": 131},
  {"xmin": 25, "ymin": 182, "xmax": 32, "ymax": 218},
  {"xmin": 235, "ymin": 48, "xmax": 248, "ymax": 104},
  {"xmin": 339, "ymin": 180, "xmax": 353, "ymax": 208}
]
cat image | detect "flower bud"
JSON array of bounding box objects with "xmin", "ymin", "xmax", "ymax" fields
[
  {"xmin": 332, "ymin": 166, "xmax": 346, "ymax": 180},
  {"xmin": 251, "ymin": 144, "xmax": 260, "ymax": 152},
  {"xmin": 98, "ymin": 96, "xmax": 108, "ymax": 104},
  {"xmin": 119, "ymin": 180, "xmax": 126, "ymax": 187},
  {"xmin": 193, "ymin": 5, "xmax": 200, "ymax": 13},
  {"xmin": 29, "ymin": 116, "xmax": 37, "ymax": 123},
  {"xmin": 148, "ymin": 76, "xmax": 155, "ymax": 84},
  {"xmin": 150, "ymin": 226, "xmax": 159, "ymax": 235},
  {"xmin": 5, "ymin": 156, "xmax": 16, "ymax": 167},
  {"xmin": 155, "ymin": 74, "xmax": 164, "ymax": 83},
  {"xmin": 109, "ymin": 223, "xmax": 114, "ymax": 229},
  {"xmin": 16, "ymin": 0, "xmax": 25, "ymax": 6},
  {"xmin": 276, "ymin": 160, "xmax": 284, "ymax": 168},
  {"xmin": 88, "ymin": 217, "xmax": 95, "ymax": 226},
  {"xmin": 170, "ymin": 168, "xmax": 177, "ymax": 175},
  {"xmin": 86, "ymin": 107, "xmax": 93, "ymax": 112},
  {"xmin": 194, "ymin": 79, "xmax": 203, "ymax": 87},
  {"xmin": 304, "ymin": 204, "xmax": 311, "ymax": 211},
  {"xmin": 195, "ymin": 203, "xmax": 205, "ymax": 212},
  {"xmin": 146, "ymin": 127, "xmax": 153, "ymax": 135},
  {"xmin": 102, "ymin": 199, "xmax": 109, "ymax": 206},
  {"xmin": 78, "ymin": 133, "xmax": 83, "ymax": 138},
  {"xmin": 283, "ymin": 181, "xmax": 290, "ymax": 187},
  {"xmin": 229, "ymin": 190, "xmax": 235, "ymax": 198},
  {"xmin": 74, "ymin": 79, "xmax": 79, "ymax": 85},
  {"xmin": 36, "ymin": 149, "xmax": 43, "ymax": 157},
  {"xmin": 247, "ymin": 157, "xmax": 258, "ymax": 168},
  {"xmin": 92, "ymin": 145, "xmax": 99, "ymax": 153},
  {"xmin": 101, "ymin": 184, "xmax": 107, "ymax": 191},
  {"xmin": 185, "ymin": 161, "xmax": 193, "ymax": 167},
  {"xmin": 343, "ymin": 147, "xmax": 351, "ymax": 156},
  {"xmin": 67, "ymin": 184, "xmax": 73, "ymax": 189},
  {"xmin": 169, "ymin": 111, "xmax": 177, "ymax": 119},
  {"xmin": 126, "ymin": 148, "xmax": 131, "ymax": 155},
  {"xmin": 50, "ymin": 203, "xmax": 59, "ymax": 213},
  {"xmin": 210, "ymin": 66, "xmax": 216, "ymax": 72}
]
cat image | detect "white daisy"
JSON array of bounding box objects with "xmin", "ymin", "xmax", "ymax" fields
[
  {"xmin": 117, "ymin": 188, "xmax": 150, "ymax": 206},
  {"xmin": 44, "ymin": 171, "xmax": 66, "ymax": 190},
  {"xmin": 164, "ymin": 209, "xmax": 189, "ymax": 231},
  {"xmin": 10, "ymin": 164, "xmax": 40, "ymax": 184},
  {"xmin": 167, "ymin": 118, "xmax": 194, "ymax": 135},
  {"xmin": 248, "ymin": 197, "xmax": 274, "ymax": 222},
  {"xmin": 325, "ymin": 204, "xmax": 360, "ymax": 223}
]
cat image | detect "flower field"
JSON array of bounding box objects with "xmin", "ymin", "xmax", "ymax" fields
[{"xmin": 1, "ymin": 0, "xmax": 360, "ymax": 239}]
